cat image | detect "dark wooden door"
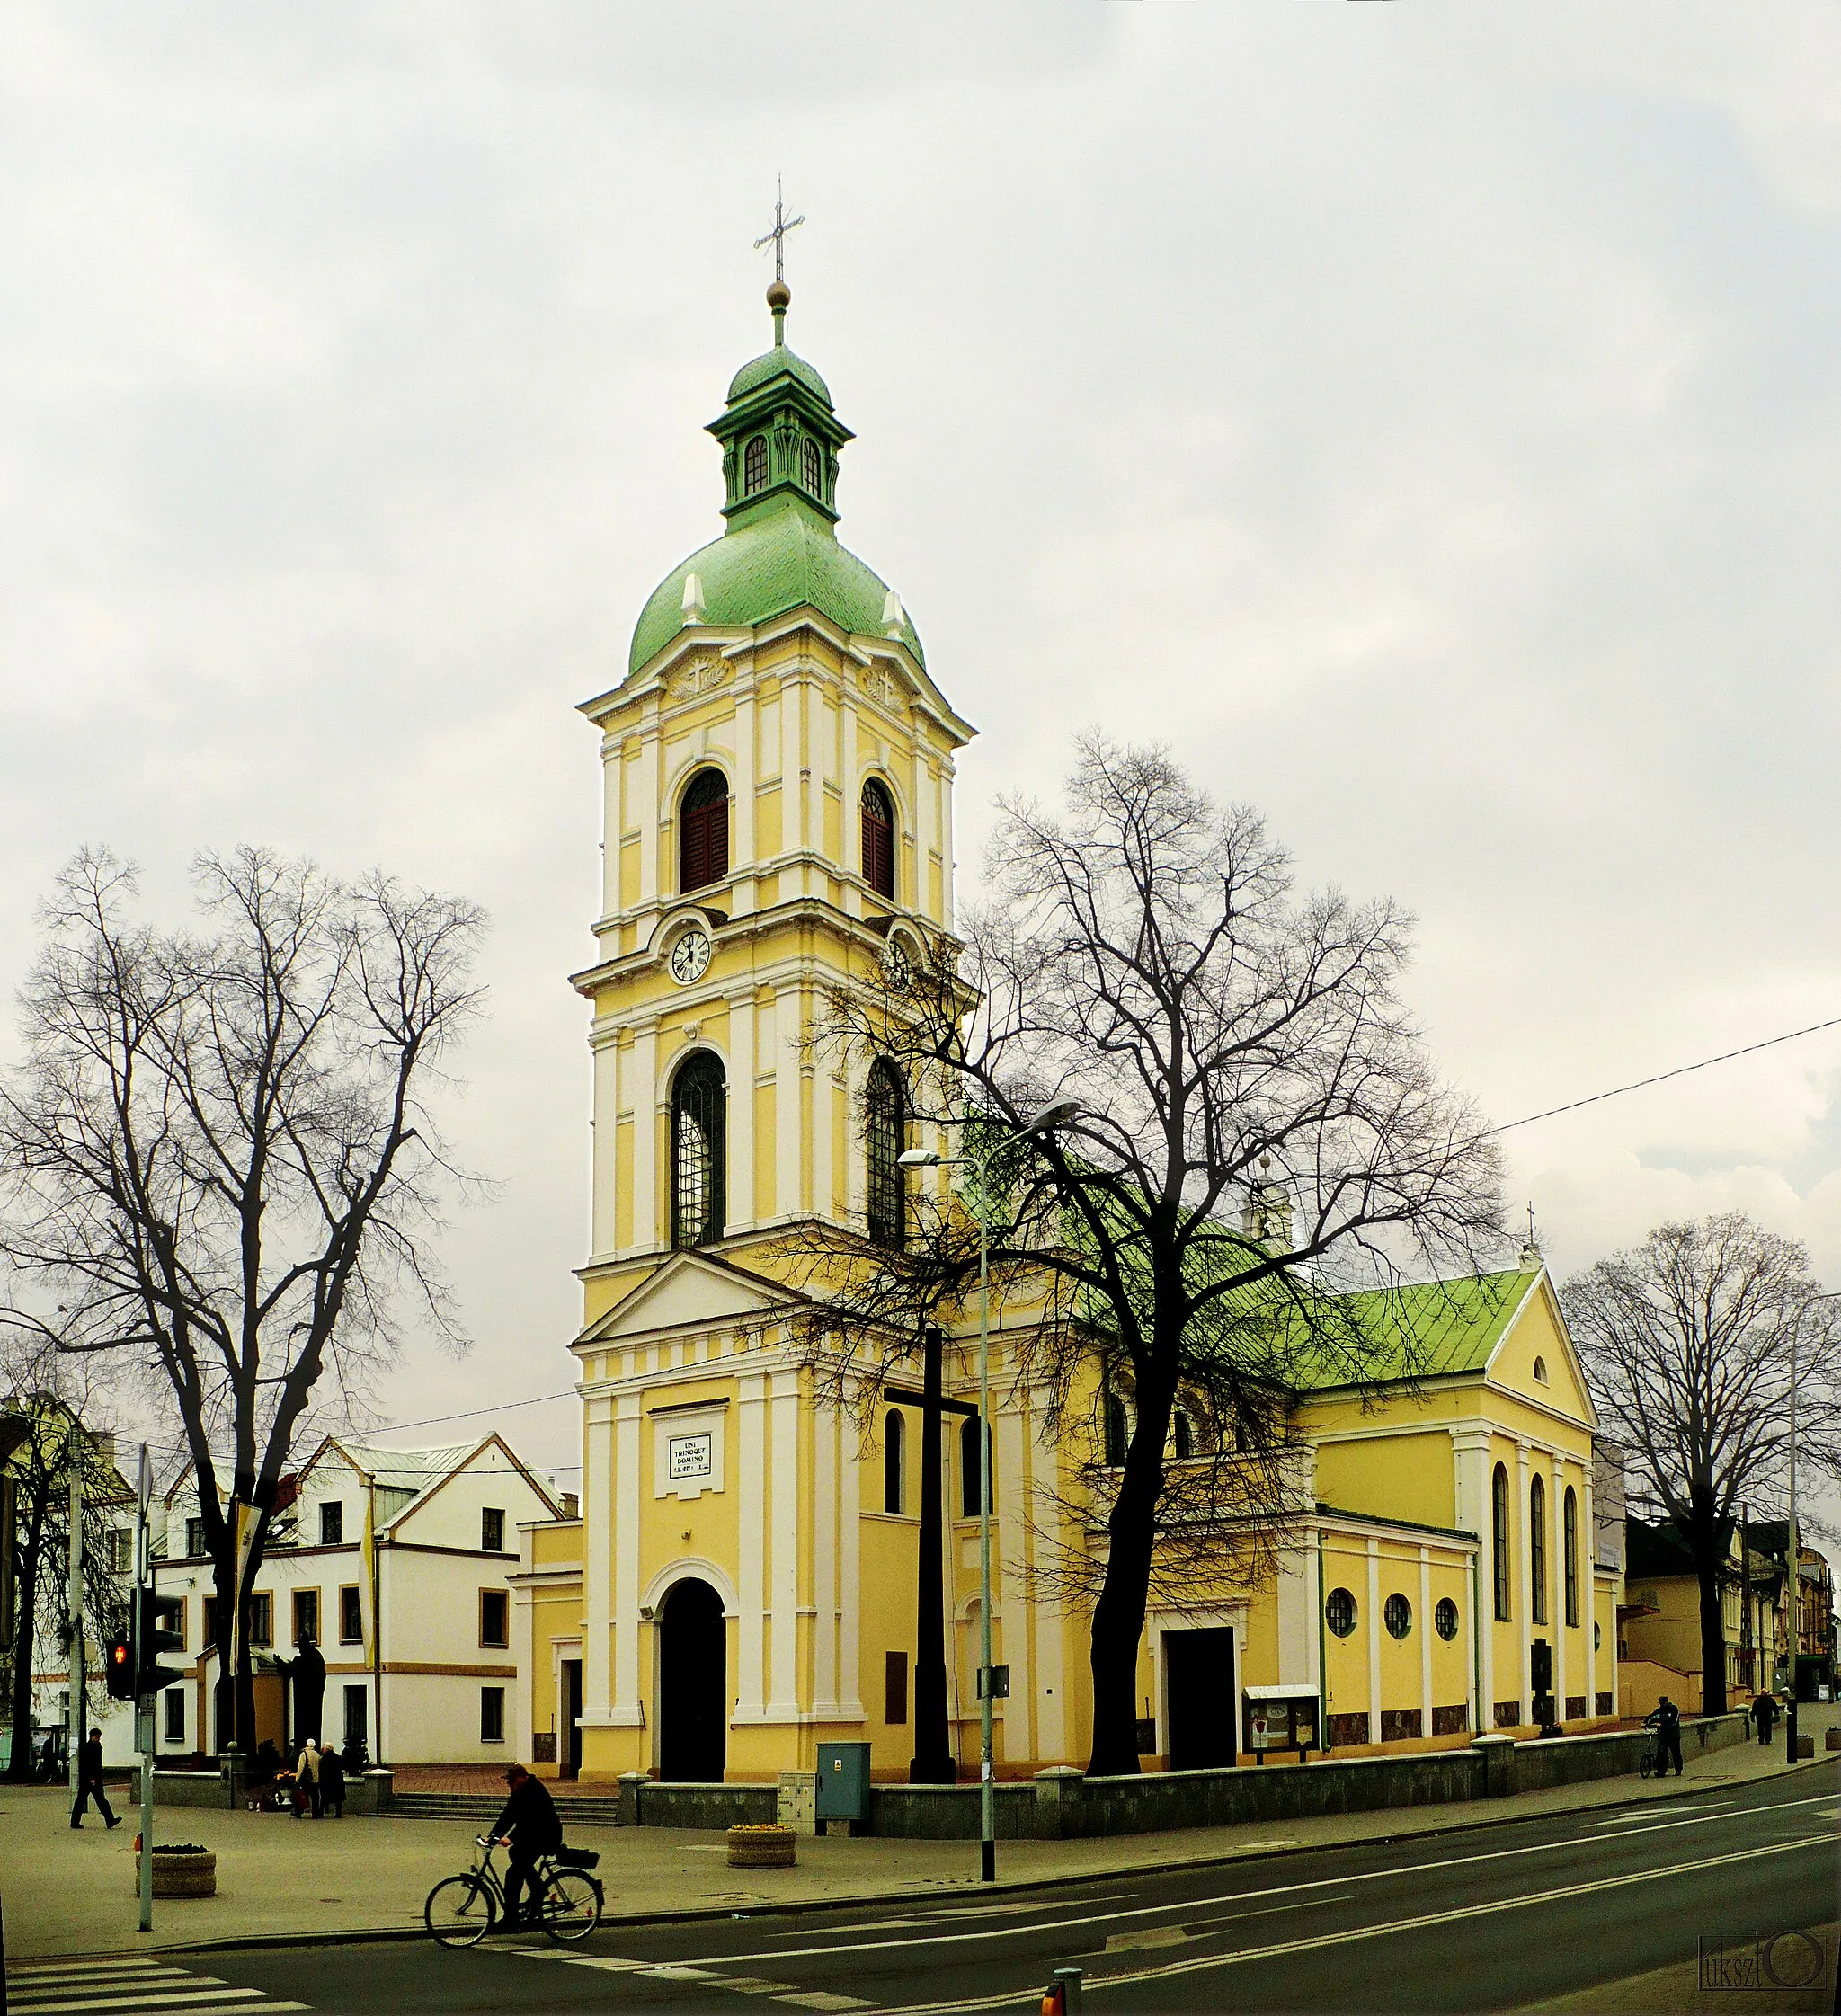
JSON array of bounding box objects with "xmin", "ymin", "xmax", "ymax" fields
[
  {"xmin": 658, "ymin": 1579, "xmax": 727, "ymax": 1781},
  {"xmin": 1163, "ymin": 1627, "xmax": 1237, "ymax": 1769},
  {"xmin": 562, "ymin": 1660, "xmax": 583, "ymax": 1780}
]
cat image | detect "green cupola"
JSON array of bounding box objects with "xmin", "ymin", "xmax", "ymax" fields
[{"xmin": 627, "ymin": 283, "xmax": 925, "ymax": 676}]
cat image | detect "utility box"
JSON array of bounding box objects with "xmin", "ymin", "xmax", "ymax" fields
[{"xmin": 816, "ymin": 1741, "xmax": 872, "ymax": 1825}]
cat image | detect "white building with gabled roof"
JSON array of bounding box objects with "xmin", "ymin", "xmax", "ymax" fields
[{"xmin": 152, "ymin": 1431, "xmax": 566, "ymax": 1764}]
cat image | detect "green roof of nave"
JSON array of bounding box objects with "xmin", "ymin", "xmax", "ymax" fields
[{"xmin": 628, "ymin": 306, "xmax": 926, "ymax": 676}]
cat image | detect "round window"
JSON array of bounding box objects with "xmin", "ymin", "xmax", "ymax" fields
[
  {"xmin": 1384, "ymin": 1593, "xmax": 1412, "ymax": 1640},
  {"xmin": 1435, "ymin": 1596, "xmax": 1460, "ymax": 1641},
  {"xmin": 1325, "ymin": 1587, "xmax": 1357, "ymax": 1638}
]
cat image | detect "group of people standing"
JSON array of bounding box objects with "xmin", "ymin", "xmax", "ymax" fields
[{"xmin": 281, "ymin": 1736, "xmax": 349, "ymax": 1817}]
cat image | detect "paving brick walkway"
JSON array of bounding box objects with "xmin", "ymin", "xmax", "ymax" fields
[{"xmin": 385, "ymin": 1763, "xmax": 508, "ymax": 1794}]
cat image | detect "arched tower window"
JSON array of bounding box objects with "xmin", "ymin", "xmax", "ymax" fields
[
  {"xmin": 1563, "ymin": 1485, "xmax": 1579, "ymax": 1627},
  {"xmin": 743, "ymin": 435, "xmax": 769, "ymax": 496},
  {"xmin": 866, "ymin": 1061, "xmax": 906, "ymax": 1248},
  {"xmin": 801, "ymin": 437, "xmax": 823, "ymax": 495},
  {"xmin": 883, "ymin": 1410, "xmax": 906, "ymax": 1515},
  {"xmin": 680, "ymin": 768, "xmax": 730, "ymax": 893},
  {"xmin": 1530, "ymin": 1473, "xmax": 1548, "ymax": 1625},
  {"xmin": 670, "ymin": 1052, "xmax": 726, "ymax": 1249},
  {"xmin": 1172, "ymin": 1411, "xmax": 1193, "ymax": 1461},
  {"xmin": 861, "ymin": 779, "xmax": 895, "ymax": 899},
  {"xmin": 961, "ymin": 1415, "xmax": 989, "ymax": 1518},
  {"xmin": 1491, "ymin": 1463, "xmax": 1511, "ymax": 1621}
]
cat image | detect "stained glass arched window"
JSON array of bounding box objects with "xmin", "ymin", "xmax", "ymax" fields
[
  {"xmin": 866, "ymin": 1061, "xmax": 905, "ymax": 1248},
  {"xmin": 671, "ymin": 1052, "xmax": 726, "ymax": 1249}
]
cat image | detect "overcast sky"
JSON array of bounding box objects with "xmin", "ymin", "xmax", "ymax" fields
[{"xmin": 3, "ymin": 4, "xmax": 1837, "ymax": 1541}]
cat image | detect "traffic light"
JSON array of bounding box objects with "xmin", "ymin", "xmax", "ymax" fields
[
  {"xmin": 104, "ymin": 1630, "xmax": 135, "ymax": 1701},
  {"xmin": 135, "ymin": 1589, "xmax": 185, "ymax": 1697}
]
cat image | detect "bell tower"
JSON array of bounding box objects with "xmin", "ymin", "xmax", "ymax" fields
[{"xmin": 571, "ymin": 280, "xmax": 976, "ymax": 1332}]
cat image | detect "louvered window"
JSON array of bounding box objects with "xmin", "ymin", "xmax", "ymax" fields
[
  {"xmin": 671, "ymin": 1052, "xmax": 726, "ymax": 1248},
  {"xmin": 743, "ymin": 435, "xmax": 769, "ymax": 495},
  {"xmin": 861, "ymin": 779, "xmax": 895, "ymax": 898},
  {"xmin": 680, "ymin": 768, "xmax": 729, "ymax": 893},
  {"xmin": 866, "ymin": 1061, "xmax": 905, "ymax": 1248}
]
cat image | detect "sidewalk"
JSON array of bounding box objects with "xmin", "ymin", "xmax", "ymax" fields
[{"xmin": 3, "ymin": 1708, "xmax": 1835, "ymax": 1964}]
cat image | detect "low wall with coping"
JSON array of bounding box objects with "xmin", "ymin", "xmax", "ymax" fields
[
  {"xmin": 153, "ymin": 1764, "xmax": 394, "ymax": 1814},
  {"xmin": 613, "ymin": 1712, "xmax": 1748, "ymax": 1838}
]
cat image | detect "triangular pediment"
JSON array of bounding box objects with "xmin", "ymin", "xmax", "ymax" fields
[
  {"xmin": 1484, "ymin": 1270, "xmax": 1597, "ymax": 1428},
  {"xmin": 577, "ymin": 1250, "xmax": 802, "ymax": 1345}
]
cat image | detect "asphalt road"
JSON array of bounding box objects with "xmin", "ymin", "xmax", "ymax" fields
[{"xmin": 9, "ymin": 1762, "xmax": 1837, "ymax": 2016}]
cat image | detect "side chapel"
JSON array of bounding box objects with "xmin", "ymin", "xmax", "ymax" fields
[{"xmin": 511, "ymin": 283, "xmax": 1623, "ymax": 1783}]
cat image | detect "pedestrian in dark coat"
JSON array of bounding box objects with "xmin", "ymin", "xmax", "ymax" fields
[
  {"xmin": 1750, "ymin": 1693, "xmax": 1777, "ymax": 1745},
  {"xmin": 319, "ymin": 1743, "xmax": 346, "ymax": 1818},
  {"xmin": 1645, "ymin": 1695, "xmax": 1685, "ymax": 1775},
  {"xmin": 69, "ymin": 1732, "xmax": 120, "ymax": 1829}
]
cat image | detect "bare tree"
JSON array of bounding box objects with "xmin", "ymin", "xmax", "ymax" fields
[
  {"xmin": 1, "ymin": 1337, "xmax": 132, "ymax": 1777},
  {"xmin": 788, "ymin": 737, "xmax": 1503, "ymax": 1775},
  {"xmin": 1561, "ymin": 1213, "xmax": 1841, "ymax": 1716},
  {"xmin": 0, "ymin": 848, "xmax": 486, "ymax": 1754}
]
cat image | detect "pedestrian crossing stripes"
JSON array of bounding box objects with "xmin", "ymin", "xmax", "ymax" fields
[
  {"xmin": 509, "ymin": 1949, "xmax": 875, "ymax": 2007},
  {"xmin": 3, "ymin": 1957, "xmax": 310, "ymax": 2016}
]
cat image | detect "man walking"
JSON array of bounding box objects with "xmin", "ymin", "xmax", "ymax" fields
[
  {"xmin": 69, "ymin": 1730, "xmax": 120, "ymax": 1829},
  {"xmin": 1645, "ymin": 1694, "xmax": 1684, "ymax": 1776},
  {"xmin": 1749, "ymin": 1692, "xmax": 1777, "ymax": 1746},
  {"xmin": 488, "ymin": 1763, "xmax": 561, "ymax": 1930},
  {"xmin": 294, "ymin": 1737, "xmax": 323, "ymax": 1819}
]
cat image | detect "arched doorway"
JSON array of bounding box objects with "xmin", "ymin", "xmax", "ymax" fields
[{"xmin": 657, "ymin": 1577, "xmax": 727, "ymax": 1781}]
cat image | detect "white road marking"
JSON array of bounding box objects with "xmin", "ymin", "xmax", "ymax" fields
[
  {"xmin": 1104, "ymin": 1928, "xmax": 1187, "ymax": 1952},
  {"xmin": 1588, "ymin": 1801, "xmax": 1730, "ymax": 1825},
  {"xmin": 633, "ymin": 1785, "xmax": 1840, "ymax": 1971},
  {"xmin": 6, "ymin": 1967, "xmax": 178, "ymax": 1985},
  {"xmin": 641, "ymin": 1966, "xmax": 726, "ymax": 1981},
  {"xmin": 864, "ymin": 1831, "xmax": 1837, "ymax": 2016},
  {"xmin": 4, "ymin": 1994, "xmax": 265, "ymax": 2016},
  {"xmin": 773, "ymin": 1996, "xmax": 876, "ymax": 2012}
]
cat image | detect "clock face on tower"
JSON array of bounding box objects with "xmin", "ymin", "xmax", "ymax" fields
[{"xmin": 669, "ymin": 928, "xmax": 712, "ymax": 984}]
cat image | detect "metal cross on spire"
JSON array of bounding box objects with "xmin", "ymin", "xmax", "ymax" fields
[{"xmin": 753, "ymin": 175, "xmax": 805, "ymax": 288}]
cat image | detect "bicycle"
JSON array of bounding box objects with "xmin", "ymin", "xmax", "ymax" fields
[
  {"xmin": 424, "ymin": 1834, "xmax": 603, "ymax": 1948},
  {"xmin": 1637, "ymin": 1730, "xmax": 1660, "ymax": 1779}
]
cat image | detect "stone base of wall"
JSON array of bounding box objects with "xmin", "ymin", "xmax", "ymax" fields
[{"xmin": 612, "ymin": 1714, "xmax": 1750, "ymax": 1838}]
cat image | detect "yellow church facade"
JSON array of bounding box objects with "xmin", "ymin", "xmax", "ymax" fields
[{"xmin": 511, "ymin": 295, "xmax": 1621, "ymax": 1785}]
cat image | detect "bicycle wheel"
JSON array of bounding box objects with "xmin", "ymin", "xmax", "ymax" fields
[
  {"xmin": 1638, "ymin": 1745, "xmax": 1654, "ymax": 1780},
  {"xmin": 541, "ymin": 1869, "xmax": 602, "ymax": 1943},
  {"xmin": 426, "ymin": 1873, "xmax": 498, "ymax": 1948}
]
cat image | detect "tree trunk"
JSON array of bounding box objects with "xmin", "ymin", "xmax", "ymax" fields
[
  {"xmin": 1695, "ymin": 1559, "xmax": 1728, "ymax": 1717},
  {"xmin": 5, "ymin": 1512, "xmax": 45, "ymax": 1780},
  {"xmin": 910, "ymin": 1325, "xmax": 955, "ymax": 1783},
  {"xmin": 1086, "ymin": 1379, "xmax": 1174, "ymax": 1777}
]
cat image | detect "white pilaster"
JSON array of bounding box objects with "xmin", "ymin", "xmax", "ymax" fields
[
  {"xmin": 1516, "ymin": 1441, "xmax": 1533, "ymax": 1720},
  {"xmin": 994, "ymin": 1389, "xmax": 1031, "ymax": 1762},
  {"xmin": 839, "ymin": 1405, "xmax": 862, "ymax": 1721},
  {"xmin": 639, "ymin": 716, "xmax": 662, "ymax": 905},
  {"xmin": 768, "ymin": 1369, "xmax": 802, "ymax": 1720},
  {"xmin": 1366, "ymin": 1537, "xmax": 1382, "ymax": 1745},
  {"xmin": 1550, "ymin": 1452, "xmax": 1567, "ymax": 1718},
  {"xmin": 583, "ymin": 1395, "xmax": 614, "ymax": 1721},
  {"xmin": 1419, "ymin": 1547, "xmax": 1433, "ymax": 1737},
  {"xmin": 814, "ymin": 1400, "xmax": 838, "ymax": 1718},
  {"xmin": 612, "ymin": 1392, "xmax": 643, "ymax": 1724},
  {"xmin": 735, "ymin": 1372, "xmax": 768, "ymax": 1720},
  {"xmin": 630, "ymin": 1022, "xmax": 658, "ymax": 1255},
  {"xmin": 727, "ymin": 991, "xmax": 756, "ymax": 1232},
  {"xmin": 1583, "ymin": 1463, "xmax": 1596, "ymax": 1714},
  {"xmin": 1453, "ymin": 1431, "xmax": 1493, "ymax": 1729}
]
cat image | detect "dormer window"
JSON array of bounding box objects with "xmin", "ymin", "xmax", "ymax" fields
[
  {"xmin": 743, "ymin": 435, "xmax": 769, "ymax": 496},
  {"xmin": 801, "ymin": 437, "xmax": 822, "ymax": 495}
]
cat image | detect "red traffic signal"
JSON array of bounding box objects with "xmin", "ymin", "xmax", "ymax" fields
[{"xmin": 104, "ymin": 1632, "xmax": 136, "ymax": 1701}]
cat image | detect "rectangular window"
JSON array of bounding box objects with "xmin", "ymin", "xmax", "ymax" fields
[
  {"xmin": 480, "ymin": 1686, "xmax": 505, "ymax": 1744},
  {"xmin": 479, "ymin": 1589, "xmax": 510, "ymax": 1648},
  {"xmin": 246, "ymin": 1593, "xmax": 272, "ymax": 1647},
  {"xmin": 885, "ymin": 1649, "xmax": 909, "ymax": 1726},
  {"xmin": 202, "ymin": 1595, "xmax": 218, "ymax": 1647},
  {"xmin": 164, "ymin": 1688, "xmax": 185, "ymax": 1744},
  {"xmin": 339, "ymin": 1585, "xmax": 363, "ymax": 1644},
  {"xmin": 320, "ymin": 1502, "xmax": 344, "ymax": 1547},
  {"xmin": 108, "ymin": 1530, "xmax": 133, "ymax": 1576},
  {"xmin": 186, "ymin": 1517, "xmax": 207, "ymax": 1559},
  {"xmin": 343, "ymin": 1684, "xmax": 368, "ymax": 1753},
  {"xmin": 292, "ymin": 1588, "xmax": 320, "ymax": 1646},
  {"xmin": 481, "ymin": 1507, "xmax": 505, "ymax": 1554}
]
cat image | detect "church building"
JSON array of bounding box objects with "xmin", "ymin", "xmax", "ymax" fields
[{"xmin": 511, "ymin": 282, "xmax": 1622, "ymax": 1784}]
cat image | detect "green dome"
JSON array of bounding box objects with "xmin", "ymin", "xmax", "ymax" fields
[
  {"xmin": 629, "ymin": 495, "xmax": 924, "ymax": 675},
  {"xmin": 726, "ymin": 343, "xmax": 831, "ymax": 406}
]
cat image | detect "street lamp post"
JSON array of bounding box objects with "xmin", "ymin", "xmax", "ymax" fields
[{"xmin": 900, "ymin": 1097, "xmax": 1079, "ymax": 1884}]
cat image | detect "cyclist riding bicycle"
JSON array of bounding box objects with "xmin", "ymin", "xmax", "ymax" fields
[
  {"xmin": 487, "ymin": 1763, "xmax": 562, "ymax": 1928},
  {"xmin": 1643, "ymin": 1694, "xmax": 1684, "ymax": 1776}
]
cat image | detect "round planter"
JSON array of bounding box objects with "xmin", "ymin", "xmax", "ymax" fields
[
  {"xmin": 147, "ymin": 1848, "xmax": 217, "ymax": 1898},
  {"xmin": 726, "ymin": 1824, "xmax": 795, "ymax": 1869}
]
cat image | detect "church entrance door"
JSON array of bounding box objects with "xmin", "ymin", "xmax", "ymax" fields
[
  {"xmin": 658, "ymin": 1578, "xmax": 726, "ymax": 1781},
  {"xmin": 1163, "ymin": 1627, "xmax": 1237, "ymax": 1770}
]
